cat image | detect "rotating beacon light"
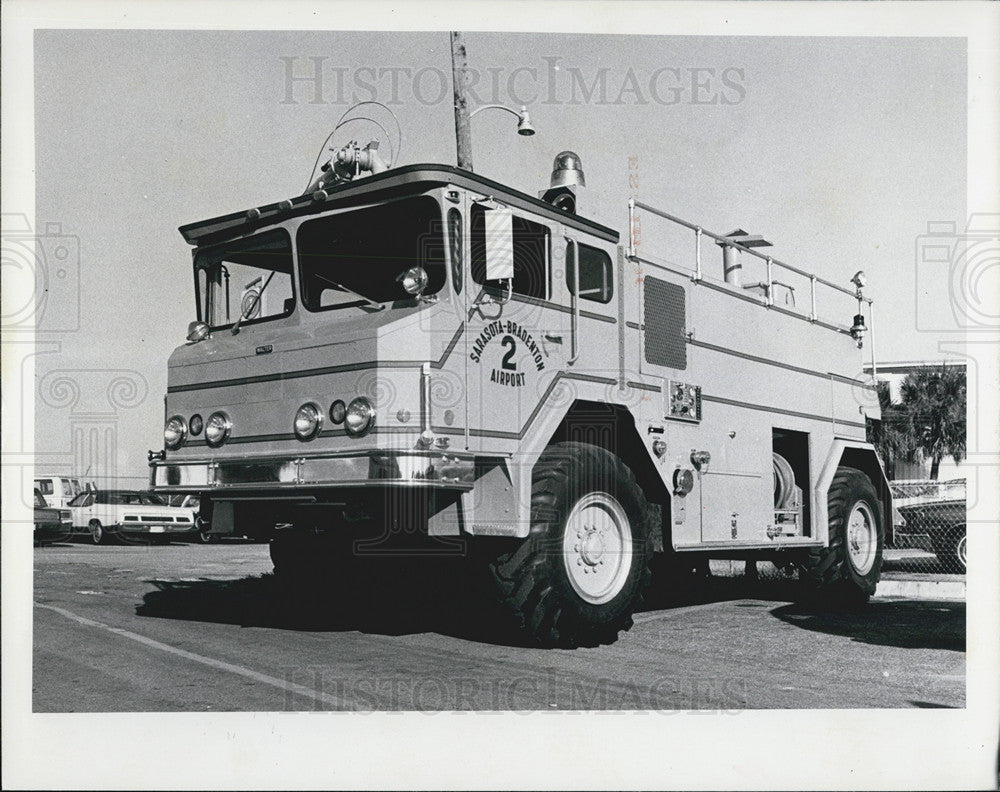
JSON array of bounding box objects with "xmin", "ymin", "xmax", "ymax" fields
[{"xmin": 540, "ymin": 151, "xmax": 586, "ymax": 213}]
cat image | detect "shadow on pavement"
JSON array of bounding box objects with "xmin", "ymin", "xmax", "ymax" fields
[
  {"xmin": 135, "ymin": 555, "xmax": 806, "ymax": 647},
  {"xmin": 770, "ymin": 600, "xmax": 965, "ymax": 652},
  {"xmin": 135, "ymin": 562, "xmax": 539, "ymax": 648},
  {"xmin": 135, "ymin": 553, "xmax": 964, "ymax": 651}
]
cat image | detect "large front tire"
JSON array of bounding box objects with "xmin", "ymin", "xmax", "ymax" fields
[
  {"xmin": 485, "ymin": 442, "xmax": 653, "ymax": 648},
  {"xmin": 798, "ymin": 467, "xmax": 884, "ymax": 606}
]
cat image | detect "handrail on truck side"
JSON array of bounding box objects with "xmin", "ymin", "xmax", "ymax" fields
[{"xmin": 627, "ymin": 198, "xmax": 878, "ymax": 378}]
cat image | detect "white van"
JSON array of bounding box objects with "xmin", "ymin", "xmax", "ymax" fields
[{"xmin": 33, "ymin": 475, "xmax": 86, "ymax": 510}]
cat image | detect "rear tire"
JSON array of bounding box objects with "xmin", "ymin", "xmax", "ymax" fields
[
  {"xmin": 483, "ymin": 442, "xmax": 653, "ymax": 648},
  {"xmin": 90, "ymin": 521, "xmax": 110, "ymax": 546},
  {"xmin": 798, "ymin": 467, "xmax": 884, "ymax": 606},
  {"xmin": 198, "ymin": 528, "xmax": 217, "ymax": 544}
]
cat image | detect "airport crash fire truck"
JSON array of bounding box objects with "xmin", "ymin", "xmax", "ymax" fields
[{"xmin": 150, "ymin": 134, "xmax": 890, "ymax": 647}]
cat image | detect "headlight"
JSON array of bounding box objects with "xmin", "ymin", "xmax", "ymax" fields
[
  {"xmin": 398, "ymin": 265, "xmax": 429, "ymax": 296},
  {"xmin": 345, "ymin": 397, "xmax": 375, "ymax": 437},
  {"xmin": 164, "ymin": 416, "xmax": 187, "ymax": 449},
  {"xmin": 329, "ymin": 399, "xmax": 346, "ymax": 425},
  {"xmin": 189, "ymin": 413, "xmax": 204, "ymax": 436},
  {"xmin": 294, "ymin": 403, "xmax": 323, "ymax": 440},
  {"xmin": 205, "ymin": 411, "xmax": 232, "ymax": 447}
]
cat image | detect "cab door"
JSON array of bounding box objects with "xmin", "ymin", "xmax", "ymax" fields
[{"xmin": 463, "ymin": 198, "xmax": 570, "ymax": 451}]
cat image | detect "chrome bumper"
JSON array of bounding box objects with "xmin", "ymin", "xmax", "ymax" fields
[
  {"xmin": 150, "ymin": 450, "xmax": 476, "ymax": 494},
  {"xmin": 119, "ymin": 522, "xmax": 197, "ymax": 534}
]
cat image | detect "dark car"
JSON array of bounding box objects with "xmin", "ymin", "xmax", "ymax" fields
[
  {"xmin": 33, "ymin": 488, "xmax": 73, "ymax": 545},
  {"xmin": 896, "ymin": 481, "xmax": 967, "ymax": 573}
]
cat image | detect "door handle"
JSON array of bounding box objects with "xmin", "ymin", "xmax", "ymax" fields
[{"xmin": 565, "ymin": 235, "xmax": 580, "ymax": 365}]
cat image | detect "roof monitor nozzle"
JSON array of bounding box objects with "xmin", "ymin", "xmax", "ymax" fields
[{"xmin": 540, "ymin": 150, "xmax": 585, "ymax": 213}]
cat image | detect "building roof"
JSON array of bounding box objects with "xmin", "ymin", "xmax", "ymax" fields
[{"xmin": 864, "ymin": 360, "xmax": 966, "ymax": 374}]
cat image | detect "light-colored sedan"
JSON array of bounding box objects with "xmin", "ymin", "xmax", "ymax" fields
[{"xmin": 68, "ymin": 490, "xmax": 198, "ymax": 545}]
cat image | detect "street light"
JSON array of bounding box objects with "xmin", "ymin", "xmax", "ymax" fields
[{"xmin": 469, "ymin": 104, "xmax": 536, "ymax": 136}]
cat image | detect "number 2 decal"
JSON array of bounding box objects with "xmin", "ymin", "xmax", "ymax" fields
[{"xmin": 500, "ymin": 335, "xmax": 517, "ymax": 370}]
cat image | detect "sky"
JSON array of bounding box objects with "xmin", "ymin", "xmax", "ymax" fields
[{"xmin": 26, "ymin": 29, "xmax": 969, "ymax": 481}]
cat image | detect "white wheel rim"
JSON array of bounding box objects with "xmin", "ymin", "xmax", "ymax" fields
[
  {"xmin": 562, "ymin": 492, "xmax": 633, "ymax": 605},
  {"xmin": 956, "ymin": 533, "xmax": 968, "ymax": 570},
  {"xmin": 846, "ymin": 501, "xmax": 877, "ymax": 575},
  {"xmin": 91, "ymin": 524, "xmax": 101, "ymax": 543}
]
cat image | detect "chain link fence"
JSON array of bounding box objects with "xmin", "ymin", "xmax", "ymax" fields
[{"xmin": 886, "ymin": 478, "xmax": 967, "ymax": 575}]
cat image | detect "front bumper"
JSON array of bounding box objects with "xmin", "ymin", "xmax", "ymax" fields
[{"xmin": 150, "ymin": 450, "xmax": 476, "ymax": 494}]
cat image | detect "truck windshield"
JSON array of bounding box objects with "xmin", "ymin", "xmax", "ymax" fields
[
  {"xmin": 297, "ymin": 196, "xmax": 446, "ymax": 312},
  {"xmin": 195, "ymin": 229, "xmax": 295, "ymax": 330}
]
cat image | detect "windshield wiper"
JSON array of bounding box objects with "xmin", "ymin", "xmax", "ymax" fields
[
  {"xmin": 231, "ymin": 270, "xmax": 276, "ymax": 335},
  {"xmin": 313, "ymin": 273, "xmax": 386, "ymax": 311}
]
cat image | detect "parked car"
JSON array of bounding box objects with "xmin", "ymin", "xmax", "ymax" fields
[
  {"xmin": 33, "ymin": 475, "xmax": 86, "ymax": 509},
  {"xmin": 895, "ymin": 480, "xmax": 967, "ymax": 573},
  {"xmin": 68, "ymin": 489, "xmax": 198, "ymax": 545},
  {"xmin": 33, "ymin": 488, "xmax": 73, "ymax": 545}
]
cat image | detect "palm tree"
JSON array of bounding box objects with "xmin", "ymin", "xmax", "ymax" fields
[
  {"xmin": 868, "ymin": 380, "xmax": 917, "ymax": 480},
  {"xmin": 899, "ymin": 364, "xmax": 966, "ymax": 480}
]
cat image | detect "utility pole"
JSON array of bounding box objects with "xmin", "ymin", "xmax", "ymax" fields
[{"xmin": 450, "ymin": 31, "xmax": 473, "ymax": 171}]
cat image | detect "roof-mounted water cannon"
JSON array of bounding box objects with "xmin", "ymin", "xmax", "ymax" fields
[
  {"xmin": 305, "ymin": 139, "xmax": 389, "ymax": 195},
  {"xmin": 850, "ymin": 270, "xmax": 868, "ymax": 347},
  {"xmin": 540, "ymin": 150, "xmax": 585, "ymax": 213},
  {"xmin": 302, "ymin": 101, "xmax": 402, "ymax": 196}
]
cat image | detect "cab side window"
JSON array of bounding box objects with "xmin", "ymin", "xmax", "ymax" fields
[
  {"xmin": 470, "ymin": 204, "xmax": 549, "ymax": 299},
  {"xmin": 566, "ymin": 243, "xmax": 613, "ymax": 304}
]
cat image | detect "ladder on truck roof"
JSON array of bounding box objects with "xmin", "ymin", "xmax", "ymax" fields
[{"xmin": 626, "ymin": 198, "xmax": 878, "ymax": 378}]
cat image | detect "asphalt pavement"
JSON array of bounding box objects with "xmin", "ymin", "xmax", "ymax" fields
[{"xmin": 32, "ymin": 540, "xmax": 966, "ymax": 712}]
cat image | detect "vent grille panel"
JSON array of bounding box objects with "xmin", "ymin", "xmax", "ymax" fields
[{"xmin": 643, "ymin": 278, "xmax": 687, "ymax": 369}]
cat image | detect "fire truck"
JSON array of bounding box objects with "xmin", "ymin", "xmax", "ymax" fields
[{"xmin": 150, "ymin": 136, "xmax": 891, "ymax": 648}]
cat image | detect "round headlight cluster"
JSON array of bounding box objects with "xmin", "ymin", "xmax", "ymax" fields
[
  {"xmin": 294, "ymin": 403, "xmax": 324, "ymax": 440},
  {"xmin": 345, "ymin": 397, "xmax": 376, "ymax": 437},
  {"xmin": 205, "ymin": 411, "xmax": 232, "ymax": 447},
  {"xmin": 164, "ymin": 416, "xmax": 187, "ymax": 449}
]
